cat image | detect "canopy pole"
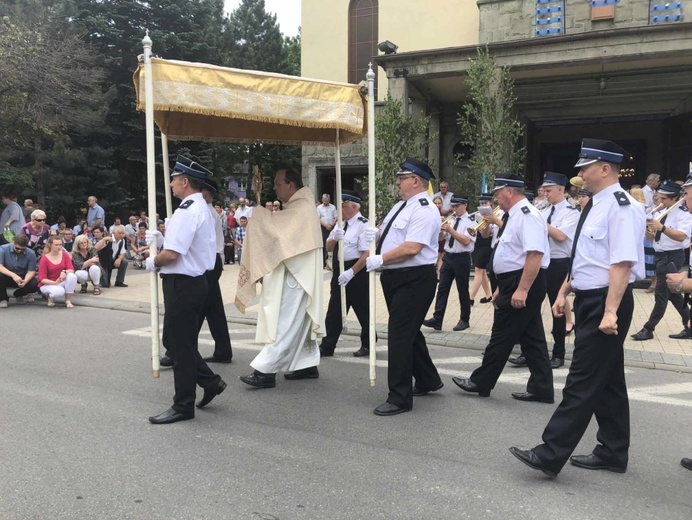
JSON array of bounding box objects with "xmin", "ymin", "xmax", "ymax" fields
[
  {"xmin": 334, "ymin": 130, "xmax": 348, "ymax": 332},
  {"xmin": 143, "ymin": 31, "xmax": 161, "ymax": 378},
  {"xmin": 366, "ymin": 64, "xmax": 377, "ymax": 387},
  {"xmin": 161, "ymin": 133, "xmax": 172, "ymax": 218}
]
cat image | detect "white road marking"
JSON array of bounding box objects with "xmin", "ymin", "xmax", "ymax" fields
[{"xmin": 123, "ymin": 327, "xmax": 692, "ymax": 408}]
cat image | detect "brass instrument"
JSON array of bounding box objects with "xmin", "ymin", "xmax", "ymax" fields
[
  {"xmin": 646, "ymin": 200, "xmax": 685, "ymax": 234},
  {"xmin": 468, "ymin": 207, "xmax": 503, "ymax": 237}
]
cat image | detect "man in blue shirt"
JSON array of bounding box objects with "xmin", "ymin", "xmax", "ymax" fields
[
  {"xmin": 0, "ymin": 234, "xmax": 38, "ymax": 307},
  {"xmin": 86, "ymin": 196, "xmax": 105, "ymax": 233}
]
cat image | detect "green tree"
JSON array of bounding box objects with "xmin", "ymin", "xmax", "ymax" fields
[
  {"xmin": 284, "ymin": 29, "xmax": 301, "ymax": 76},
  {"xmin": 372, "ymin": 95, "xmax": 437, "ymax": 216},
  {"xmin": 457, "ymin": 46, "xmax": 524, "ymax": 208}
]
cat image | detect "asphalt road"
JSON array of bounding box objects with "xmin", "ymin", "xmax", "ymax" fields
[{"xmin": 1, "ymin": 306, "xmax": 691, "ymax": 520}]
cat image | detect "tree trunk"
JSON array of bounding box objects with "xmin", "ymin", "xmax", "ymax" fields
[{"xmin": 34, "ymin": 137, "xmax": 46, "ymax": 210}]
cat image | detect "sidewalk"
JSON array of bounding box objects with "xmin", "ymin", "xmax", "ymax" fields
[{"xmin": 67, "ymin": 264, "xmax": 692, "ymax": 373}]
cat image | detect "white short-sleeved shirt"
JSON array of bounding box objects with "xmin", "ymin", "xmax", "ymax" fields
[
  {"xmin": 643, "ymin": 185, "xmax": 655, "ymax": 211},
  {"xmin": 160, "ymin": 192, "xmax": 216, "ymax": 276},
  {"xmin": 379, "ymin": 191, "xmax": 441, "ymax": 269},
  {"xmin": 541, "ymin": 199, "xmax": 580, "ymax": 259},
  {"xmin": 234, "ymin": 206, "xmax": 253, "ymax": 220},
  {"xmin": 327, "ymin": 212, "xmax": 370, "ymax": 262},
  {"xmin": 652, "ymin": 204, "xmax": 692, "ymax": 252},
  {"xmin": 493, "ymin": 198, "xmax": 550, "ymax": 274},
  {"xmin": 208, "ymin": 203, "xmax": 224, "ymax": 255},
  {"xmin": 317, "ymin": 203, "xmax": 338, "ymax": 225},
  {"xmin": 571, "ymin": 183, "xmax": 646, "ymax": 290},
  {"xmin": 443, "ymin": 212, "xmax": 476, "ymax": 254},
  {"xmin": 433, "ymin": 191, "xmax": 454, "ymax": 212}
]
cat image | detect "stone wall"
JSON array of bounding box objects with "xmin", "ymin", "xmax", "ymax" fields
[{"xmin": 479, "ymin": 0, "xmax": 655, "ymax": 44}]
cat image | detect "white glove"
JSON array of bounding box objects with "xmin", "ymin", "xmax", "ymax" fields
[
  {"xmin": 363, "ymin": 227, "xmax": 378, "ymax": 243},
  {"xmin": 332, "ymin": 225, "xmax": 345, "ymax": 241},
  {"xmin": 144, "ymin": 230, "xmax": 154, "ymax": 246},
  {"xmin": 145, "ymin": 257, "xmax": 157, "ymax": 272},
  {"xmin": 366, "ymin": 255, "xmax": 384, "ymax": 272},
  {"xmin": 338, "ymin": 268, "xmax": 355, "ymax": 286}
]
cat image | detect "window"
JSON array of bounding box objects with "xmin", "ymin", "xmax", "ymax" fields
[{"xmin": 348, "ymin": 0, "xmax": 378, "ymax": 94}]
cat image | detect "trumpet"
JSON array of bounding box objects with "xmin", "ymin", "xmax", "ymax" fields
[
  {"xmin": 468, "ymin": 207, "xmax": 503, "ymax": 236},
  {"xmin": 646, "ymin": 200, "xmax": 685, "ymax": 234}
]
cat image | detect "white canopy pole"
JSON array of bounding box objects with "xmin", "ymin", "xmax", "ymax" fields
[
  {"xmin": 334, "ymin": 130, "xmax": 348, "ymax": 331},
  {"xmin": 161, "ymin": 134, "xmax": 173, "ymax": 218},
  {"xmin": 142, "ymin": 31, "xmax": 161, "ymax": 378},
  {"xmin": 366, "ymin": 64, "xmax": 377, "ymax": 387}
]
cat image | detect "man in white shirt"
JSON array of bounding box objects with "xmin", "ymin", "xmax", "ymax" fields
[
  {"xmin": 316, "ymin": 193, "xmax": 337, "ymax": 266},
  {"xmin": 108, "ymin": 226, "xmax": 129, "ymax": 288},
  {"xmin": 433, "ymin": 182, "xmax": 454, "ymax": 216},
  {"xmin": 642, "ymin": 173, "xmax": 660, "ymax": 211},
  {"xmin": 234, "ymin": 198, "xmax": 253, "ymax": 220}
]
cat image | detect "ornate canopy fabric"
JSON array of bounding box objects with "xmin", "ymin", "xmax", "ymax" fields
[{"xmin": 134, "ymin": 58, "xmax": 368, "ymax": 145}]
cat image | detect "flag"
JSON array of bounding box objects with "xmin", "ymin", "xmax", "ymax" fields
[{"xmin": 481, "ymin": 172, "xmax": 487, "ymax": 194}]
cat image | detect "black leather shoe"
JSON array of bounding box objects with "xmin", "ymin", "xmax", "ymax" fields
[
  {"xmin": 669, "ymin": 329, "xmax": 692, "ymax": 339},
  {"xmin": 550, "ymin": 357, "xmax": 564, "ymax": 369},
  {"xmin": 240, "ymin": 371, "xmax": 276, "ymax": 388},
  {"xmin": 196, "ymin": 380, "xmax": 227, "ymax": 408},
  {"xmin": 508, "ymin": 355, "xmax": 527, "ymax": 367},
  {"xmin": 451, "ymin": 377, "xmax": 490, "ymax": 397},
  {"xmin": 203, "ymin": 356, "xmax": 232, "ymax": 364},
  {"xmin": 453, "ymin": 320, "xmax": 469, "ymax": 332},
  {"xmin": 569, "ymin": 453, "xmax": 626, "ymax": 473},
  {"xmin": 353, "ymin": 347, "xmax": 369, "ymax": 357},
  {"xmin": 114, "ymin": 282, "xmax": 128, "ymax": 288},
  {"xmin": 511, "ymin": 391, "xmax": 554, "ymax": 404},
  {"xmin": 319, "ymin": 346, "xmax": 334, "ymax": 357},
  {"xmin": 148, "ymin": 408, "xmax": 193, "ymax": 424},
  {"xmin": 509, "ymin": 447, "xmax": 557, "ymax": 478},
  {"xmin": 422, "ymin": 319, "xmax": 442, "ymax": 331},
  {"xmin": 681, "ymin": 458, "xmax": 692, "ymax": 470},
  {"xmin": 284, "ymin": 367, "xmax": 319, "ymax": 380},
  {"xmin": 631, "ymin": 328, "xmax": 653, "ymax": 341},
  {"xmin": 413, "ymin": 381, "xmax": 444, "ymax": 396},
  {"xmin": 480, "ymin": 297, "xmax": 492, "ymax": 304},
  {"xmin": 373, "ymin": 402, "xmax": 411, "ymax": 416},
  {"xmin": 159, "ymin": 355, "xmax": 174, "ymax": 368}
]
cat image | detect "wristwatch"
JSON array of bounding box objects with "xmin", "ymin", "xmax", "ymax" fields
[{"xmin": 675, "ymin": 279, "xmax": 684, "ymax": 294}]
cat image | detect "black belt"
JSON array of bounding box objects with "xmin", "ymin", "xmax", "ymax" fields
[
  {"xmin": 160, "ymin": 273, "xmax": 205, "ymax": 280},
  {"xmin": 654, "ymin": 249, "xmax": 684, "ymax": 255},
  {"xmin": 381, "ymin": 264, "xmax": 435, "ymax": 274},
  {"xmin": 573, "ymin": 283, "xmax": 634, "ymax": 297},
  {"xmin": 549, "ymin": 257, "xmax": 570, "ymax": 264},
  {"xmin": 444, "ymin": 251, "xmax": 471, "ymax": 256},
  {"xmin": 495, "ymin": 269, "xmax": 523, "ymax": 280}
]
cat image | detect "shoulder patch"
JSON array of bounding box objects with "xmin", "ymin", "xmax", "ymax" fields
[
  {"xmin": 679, "ymin": 205, "xmax": 688, "ymax": 212},
  {"xmin": 419, "ymin": 198, "xmax": 429, "ymax": 206},
  {"xmin": 568, "ymin": 204, "xmax": 579, "ymax": 210},
  {"xmin": 358, "ymin": 216, "xmax": 368, "ymax": 223},
  {"xmin": 613, "ymin": 191, "xmax": 630, "ymax": 206},
  {"xmin": 179, "ymin": 200, "xmax": 194, "ymax": 209},
  {"xmin": 521, "ymin": 206, "xmax": 530, "ymax": 214}
]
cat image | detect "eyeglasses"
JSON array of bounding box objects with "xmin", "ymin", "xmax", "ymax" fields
[
  {"xmin": 35, "ymin": 219, "xmax": 45, "ymax": 222},
  {"xmin": 397, "ymin": 174, "xmax": 418, "ymax": 181}
]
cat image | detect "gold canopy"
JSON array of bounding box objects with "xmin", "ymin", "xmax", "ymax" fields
[{"xmin": 134, "ymin": 58, "xmax": 368, "ymax": 145}]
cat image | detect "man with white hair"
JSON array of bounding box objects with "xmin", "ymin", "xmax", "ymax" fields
[
  {"xmin": 433, "ymin": 182, "xmax": 455, "ymax": 216},
  {"xmin": 317, "ymin": 193, "xmax": 337, "ymax": 266},
  {"xmin": 643, "ymin": 173, "xmax": 660, "ymax": 212}
]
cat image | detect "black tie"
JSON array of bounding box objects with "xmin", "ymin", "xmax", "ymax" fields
[
  {"xmin": 332, "ymin": 220, "xmax": 349, "ymax": 271},
  {"xmin": 448, "ymin": 217, "xmax": 461, "ymax": 248},
  {"xmin": 547, "ymin": 205, "xmax": 555, "ymax": 225},
  {"xmin": 568, "ymin": 198, "xmax": 593, "ymax": 276},
  {"xmin": 654, "ymin": 214, "xmax": 668, "ymax": 242},
  {"xmin": 376, "ymin": 201, "xmax": 407, "ymax": 255},
  {"xmin": 488, "ymin": 213, "xmax": 509, "ymax": 274}
]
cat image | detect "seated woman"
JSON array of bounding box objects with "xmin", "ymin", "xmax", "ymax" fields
[
  {"xmin": 38, "ymin": 235, "xmax": 77, "ymax": 308},
  {"xmin": 71, "ymin": 234, "xmax": 103, "ymax": 295},
  {"xmin": 20, "ymin": 209, "xmax": 51, "ymax": 258},
  {"xmin": 130, "ymin": 222, "xmax": 150, "ymax": 268}
]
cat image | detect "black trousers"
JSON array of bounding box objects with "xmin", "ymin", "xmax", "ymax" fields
[
  {"xmin": 320, "ymin": 259, "xmax": 370, "ymax": 352},
  {"xmin": 470, "ymin": 269, "xmax": 553, "ymax": 397},
  {"xmin": 161, "ymin": 274, "xmax": 221, "ymax": 416},
  {"xmin": 545, "ymin": 258, "xmax": 569, "ymax": 358},
  {"xmin": 533, "ymin": 286, "xmax": 633, "ymax": 474},
  {"xmin": 106, "ymin": 259, "xmax": 128, "ymax": 287},
  {"xmin": 198, "ymin": 254, "xmax": 233, "ymax": 360},
  {"xmin": 381, "ymin": 265, "xmax": 442, "ymax": 409},
  {"xmin": 224, "ymin": 230, "xmax": 235, "ymax": 263},
  {"xmin": 644, "ymin": 249, "xmax": 689, "ymax": 331},
  {"xmin": 0, "ymin": 273, "xmax": 39, "ymax": 301},
  {"xmin": 321, "ymin": 227, "xmax": 330, "ymax": 263},
  {"xmin": 432, "ymin": 252, "xmax": 471, "ymax": 324}
]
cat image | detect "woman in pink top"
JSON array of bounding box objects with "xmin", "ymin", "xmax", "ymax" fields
[{"xmin": 38, "ymin": 235, "xmax": 77, "ymax": 308}]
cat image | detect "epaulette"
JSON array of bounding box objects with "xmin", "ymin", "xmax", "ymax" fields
[
  {"xmin": 613, "ymin": 191, "xmax": 630, "ymax": 206},
  {"xmin": 521, "ymin": 206, "xmax": 530, "ymax": 214},
  {"xmin": 567, "ymin": 204, "xmax": 579, "ymax": 210},
  {"xmin": 358, "ymin": 216, "xmax": 368, "ymax": 223},
  {"xmin": 179, "ymin": 200, "xmax": 194, "ymax": 209},
  {"xmin": 680, "ymin": 205, "xmax": 689, "ymax": 212},
  {"xmin": 419, "ymin": 199, "xmax": 429, "ymax": 206}
]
